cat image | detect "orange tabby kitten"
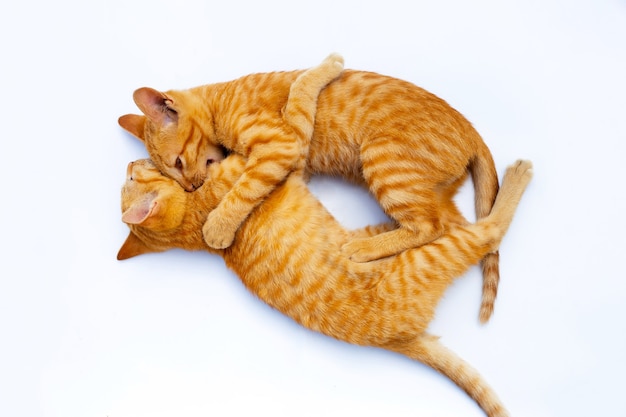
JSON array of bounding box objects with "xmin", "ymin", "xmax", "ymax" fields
[
  {"xmin": 118, "ymin": 156, "xmax": 532, "ymax": 417},
  {"xmin": 118, "ymin": 53, "xmax": 502, "ymax": 322}
]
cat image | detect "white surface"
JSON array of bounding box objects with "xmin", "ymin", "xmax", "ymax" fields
[{"xmin": 2, "ymin": 1, "xmax": 625, "ymax": 416}]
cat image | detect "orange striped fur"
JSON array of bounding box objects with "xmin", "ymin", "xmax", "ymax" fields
[
  {"xmin": 118, "ymin": 156, "xmax": 532, "ymax": 417},
  {"xmin": 119, "ymin": 53, "xmax": 501, "ymax": 322}
]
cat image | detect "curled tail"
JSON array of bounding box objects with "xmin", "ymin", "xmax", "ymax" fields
[
  {"xmin": 387, "ymin": 333, "xmax": 510, "ymax": 417},
  {"xmin": 469, "ymin": 142, "xmax": 500, "ymax": 323}
]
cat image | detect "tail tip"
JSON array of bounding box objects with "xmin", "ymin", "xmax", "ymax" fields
[{"xmin": 479, "ymin": 303, "xmax": 494, "ymax": 324}]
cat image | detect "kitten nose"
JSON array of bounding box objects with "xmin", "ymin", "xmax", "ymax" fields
[{"xmin": 190, "ymin": 175, "xmax": 205, "ymax": 191}]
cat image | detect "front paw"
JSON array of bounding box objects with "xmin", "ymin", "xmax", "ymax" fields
[
  {"xmin": 324, "ymin": 52, "xmax": 345, "ymax": 73},
  {"xmin": 202, "ymin": 211, "xmax": 237, "ymax": 249}
]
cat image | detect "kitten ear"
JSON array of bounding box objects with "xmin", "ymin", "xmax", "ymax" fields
[
  {"xmin": 132, "ymin": 87, "xmax": 178, "ymax": 126},
  {"xmin": 121, "ymin": 197, "xmax": 158, "ymax": 225},
  {"xmin": 117, "ymin": 232, "xmax": 156, "ymax": 260},
  {"xmin": 118, "ymin": 114, "xmax": 146, "ymax": 142}
]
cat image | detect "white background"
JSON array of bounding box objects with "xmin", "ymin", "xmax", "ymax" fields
[{"xmin": 1, "ymin": 1, "xmax": 625, "ymax": 416}]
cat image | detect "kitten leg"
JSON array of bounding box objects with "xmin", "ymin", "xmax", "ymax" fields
[
  {"xmin": 483, "ymin": 159, "xmax": 533, "ymax": 229},
  {"xmin": 203, "ymin": 54, "xmax": 344, "ymax": 250},
  {"xmin": 284, "ymin": 53, "xmax": 344, "ymax": 173},
  {"xmin": 346, "ymin": 222, "xmax": 397, "ymax": 240},
  {"xmin": 439, "ymin": 175, "xmax": 471, "ymax": 227},
  {"xmin": 342, "ymin": 183, "xmax": 446, "ymax": 262},
  {"xmin": 343, "ymin": 226, "xmax": 440, "ymax": 262},
  {"xmin": 202, "ymin": 130, "xmax": 300, "ymax": 249},
  {"xmin": 341, "ymin": 136, "xmax": 477, "ymax": 262},
  {"xmin": 343, "ymin": 134, "xmax": 494, "ymax": 262}
]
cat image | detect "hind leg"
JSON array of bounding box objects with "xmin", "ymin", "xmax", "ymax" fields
[
  {"xmin": 342, "ymin": 141, "xmax": 459, "ymax": 262},
  {"xmin": 341, "ymin": 189, "xmax": 444, "ymax": 262},
  {"xmin": 344, "ymin": 202, "xmax": 469, "ymax": 262},
  {"xmin": 346, "ymin": 222, "xmax": 397, "ymax": 240},
  {"xmin": 487, "ymin": 159, "xmax": 533, "ymax": 227},
  {"xmin": 440, "ymin": 174, "xmax": 471, "ymax": 228},
  {"xmin": 342, "ymin": 136, "xmax": 471, "ymax": 262}
]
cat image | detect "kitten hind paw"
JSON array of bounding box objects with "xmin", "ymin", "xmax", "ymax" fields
[{"xmin": 505, "ymin": 159, "xmax": 533, "ymax": 187}]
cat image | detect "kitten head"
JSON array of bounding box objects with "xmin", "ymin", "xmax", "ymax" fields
[
  {"xmin": 118, "ymin": 87, "xmax": 226, "ymax": 192},
  {"xmin": 117, "ymin": 159, "xmax": 190, "ymax": 260},
  {"xmin": 118, "ymin": 155, "xmax": 247, "ymax": 260}
]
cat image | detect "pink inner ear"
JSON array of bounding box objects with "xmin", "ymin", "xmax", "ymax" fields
[
  {"xmin": 122, "ymin": 199, "xmax": 157, "ymax": 224},
  {"xmin": 133, "ymin": 87, "xmax": 176, "ymax": 126}
]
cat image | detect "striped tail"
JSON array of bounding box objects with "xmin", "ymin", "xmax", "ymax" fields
[
  {"xmin": 479, "ymin": 251, "xmax": 500, "ymax": 323},
  {"xmin": 469, "ymin": 144, "xmax": 500, "ymax": 323},
  {"xmin": 386, "ymin": 333, "xmax": 510, "ymax": 417}
]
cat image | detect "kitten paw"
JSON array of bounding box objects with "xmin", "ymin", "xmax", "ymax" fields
[
  {"xmin": 324, "ymin": 52, "xmax": 345, "ymax": 70},
  {"xmin": 505, "ymin": 159, "xmax": 534, "ymax": 187},
  {"xmin": 202, "ymin": 211, "xmax": 237, "ymax": 249}
]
